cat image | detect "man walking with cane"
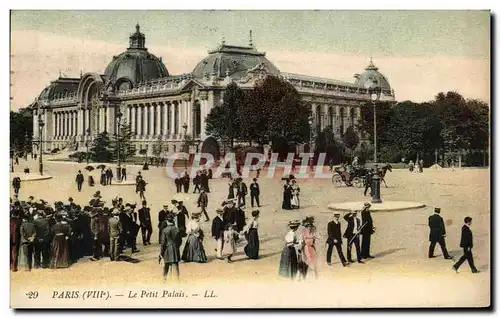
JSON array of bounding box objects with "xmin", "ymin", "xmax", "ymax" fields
[{"xmin": 343, "ymin": 210, "xmax": 364, "ymax": 264}]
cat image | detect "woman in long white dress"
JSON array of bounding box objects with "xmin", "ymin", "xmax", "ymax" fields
[
  {"xmin": 291, "ymin": 180, "xmax": 300, "ymax": 209},
  {"xmin": 181, "ymin": 212, "xmax": 207, "ymax": 263}
]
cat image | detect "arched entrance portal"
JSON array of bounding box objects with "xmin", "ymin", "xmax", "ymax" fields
[{"xmin": 200, "ymin": 137, "xmax": 221, "ymax": 161}]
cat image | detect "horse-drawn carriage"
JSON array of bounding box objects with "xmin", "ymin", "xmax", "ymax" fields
[
  {"xmin": 332, "ymin": 166, "xmax": 368, "ymax": 188},
  {"xmin": 332, "ymin": 163, "xmax": 392, "ymax": 188}
]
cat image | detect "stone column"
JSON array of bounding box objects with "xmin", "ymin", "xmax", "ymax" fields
[
  {"xmin": 170, "ymin": 102, "xmax": 175, "ymax": 138},
  {"xmin": 200, "ymin": 100, "xmax": 206, "ymax": 139},
  {"xmin": 61, "ymin": 112, "xmax": 65, "ymax": 138},
  {"xmin": 149, "ymin": 103, "xmax": 155, "ymax": 138},
  {"xmin": 51, "ymin": 111, "xmax": 56, "ymax": 139},
  {"xmin": 137, "ymin": 105, "xmax": 143, "ymax": 137},
  {"xmin": 161, "ymin": 102, "xmax": 167, "ymax": 136},
  {"xmin": 70, "ymin": 111, "xmax": 74, "ymax": 136},
  {"xmin": 185, "ymin": 100, "xmax": 191, "ymax": 136},
  {"xmin": 131, "ymin": 105, "xmax": 136, "ymax": 135},
  {"xmin": 155, "ymin": 103, "xmax": 161, "ymax": 137},
  {"xmin": 107, "ymin": 106, "xmax": 115, "ymax": 135}
]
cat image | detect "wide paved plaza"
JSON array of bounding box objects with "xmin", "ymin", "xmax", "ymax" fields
[{"xmin": 10, "ymin": 156, "xmax": 490, "ymax": 308}]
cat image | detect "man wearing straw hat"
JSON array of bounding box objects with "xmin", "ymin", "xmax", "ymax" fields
[
  {"xmin": 326, "ymin": 213, "xmax": 348, "ymax": 267},
  {"xmin": 108, "ymin": 209, "xmax": 122, "ymax": 261},
  {"xmin": 211, "ymin": 208, "xmax": 225, "ymax": 259},
  {"xmin": 361, "ymin": 202, "xmax": 375, "ymax": 259},
  {"xmin": 343, "ymin": 210, "xmax": 364, "ymax": 264}
]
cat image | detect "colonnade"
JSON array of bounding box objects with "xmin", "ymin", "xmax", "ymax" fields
[{"xmin": 311, "ymin": 104, "xmax": 361, "ymax": 136}]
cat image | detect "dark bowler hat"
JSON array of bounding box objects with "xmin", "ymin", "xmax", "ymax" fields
[
  {"xmin": 434, "ymin": 207, "xmax": 441, "ymax": 214},
  {"xmin": 334, "ymin": 213, "xmax": 341, "ymax": 217},
  {"xmin": 464, "ymin": 216, "xmax": 472, "ymax": 223},
  {"xmin": 251, "ymin": 210, "xmax": 260, "ymax": 217}
]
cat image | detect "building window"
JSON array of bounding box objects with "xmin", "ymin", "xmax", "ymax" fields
[{"xmin": 328, "ymin": 106, "xmax": 334, "ymax": 128}]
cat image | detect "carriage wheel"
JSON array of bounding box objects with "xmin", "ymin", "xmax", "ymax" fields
[
  {"xmin": 353, "ymin": 177, "xmax": 364, "ymax": 188},
  {"xmin": 332, "ymin": 174, "xmax": 343, "ymax": 187}
]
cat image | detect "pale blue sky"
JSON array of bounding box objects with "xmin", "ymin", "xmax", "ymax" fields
[{"xmin": 11, "ymin": 10, "xmax": 490, "ymax": 59}]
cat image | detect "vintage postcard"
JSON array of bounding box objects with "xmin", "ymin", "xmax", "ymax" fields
[{"xmin": 9, "ymin": 10, "xmax": 490, "ymax": 308}]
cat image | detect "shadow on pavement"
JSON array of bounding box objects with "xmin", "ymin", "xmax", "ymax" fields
[{"xmin": 373, "ymin": 248, "xmax": 406, "ymax": 258}]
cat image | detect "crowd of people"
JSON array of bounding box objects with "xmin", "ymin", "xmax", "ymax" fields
[{"xmin": 10, "ymin": 158, "xmax": 480, "ymax": 282}]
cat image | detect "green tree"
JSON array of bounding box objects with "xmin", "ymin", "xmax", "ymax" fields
[
  {"xmin": 90, "ymin": 132, "xmax": 112, "ymax": 162},
  {"xmin": 315, "ymin": 126, "xmax": 340, "ymax": 162},
  {"xmin": 206, "ymin": 82, "xmax": 245, "ymax": 148},
  {"xmin": 152, "ymin": 135, "xmax": 167, "ymax": 158},
  {"xmin": 249, "ymin": 75, "xmax": 311, "ymax": 148},
  {"xmin": 343, "ymin": 125, "xmax": 359, "ymax": 160},
  {"xmin": 464, "ymin": 98, "xmax": 489, "ymax": 151},
  {"xmin": 357, "ymin": 101, "xmax": 394, "ymax": 153},
  {"xmin": 10, "ymin": 108, "xmax": 34, "ymax": 154},
  {"xmin": 383, "ymin": 101, "xmax": 442, "ymax": 162},
  {"xmin": 110, "ymin": 120, "xmax": 136, "ymax": 163},
  {"xmin": 433, "ymin": 91, "xmax": 472, "ymax": 152}
]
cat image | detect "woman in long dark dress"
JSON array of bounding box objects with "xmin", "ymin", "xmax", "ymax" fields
[
  {"xmin": 279, "ymin": 220, "xmax": 302, "ymax": 279},
  {"xmin": 50, "ymin": 214, "xmax": 72, "ymax": 269},
  {"xmin": 181, "ymin": 213, "xmax": 207, "ymax": 263},
  {"xmin": 244, "ymin": 210, "xmax": 260, "ymax": 259},
  {"xmin": 281, "ymin": 179, "xmax": 293, "ymax": 210}
]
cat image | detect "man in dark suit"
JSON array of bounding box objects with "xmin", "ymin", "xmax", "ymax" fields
[
  {"xmin": 211, "ymin": 208, "xmax": 225, "ymax": 259},
  {"xmin": 361, "ymin": 202, "xmax": 375, "ymax": 259},
  {"xmin": 237, "ymin": 178, "xmax": 248, "ymax": 207},
  {"xmin": 453, "ymin": 217, "xmax": 479, "ymax": 273},
  {"xmin": 343, "ymin": 210, "xmax": 364, "ymax": 264},
  {"xmin": 75, "ymin": 170, "xmax": 84, "ymax": 192},
  {"xmin": 138, "ymin": 200, "xmax": 153, "ymax": 245},
  {"xmin": 250, "ymin": 178, "xmax": 261, "ymax": 208},
  {"xmin": 428, "ymin": 207, "xmax": 452, "ymax": 259},
  {"xmin": 326, "ymin": 213, "xmax": 348, "ymax": 267},
  {"xmin": 158, "ymin": 205, "xmax": 169, "ymax": 243},
  {"xmin": 197, "ymin": 188, "xmax": 210, "ymax": 222}
]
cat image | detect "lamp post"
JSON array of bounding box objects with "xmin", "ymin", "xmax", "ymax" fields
[
  {"xmin": 371, "ymin": 164, "xmax": 382, "ymax": 203},
  {"xmin": 368, "ymin": 85, "xmax": 381, "ymax": 203},
  {"xmin": 182, "ymin": 123, "xmax": 188, "ymax": 169},
  {"xmin": 368, "ymin": 86, "xmax": 381, "ymax": 163},
  {"xmin": 434, "ymin": 149, "xmax": 438, "ymax": 167},
  {"xmin": 116, "ymin": 110, "xmax": 123, "ymax": 182},
  {"xmin": 38, "ymin": 113, "xmax": 45, "ymax": 175}
]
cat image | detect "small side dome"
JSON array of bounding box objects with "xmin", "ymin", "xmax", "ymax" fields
[{"xmin": 354, "ymin": 58, "xmax": 392, "ymax": 92}]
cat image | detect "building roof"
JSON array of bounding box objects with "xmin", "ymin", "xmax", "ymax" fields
[
  {"xmin": 103, "ymin": 24, "xmax": 169, "ymax": 89},
  {"xmin": 192, "ymin": 36, "xmax": 280, "ymax": 80},
  {"xmin": 281, "ymin": 72, "xmax": 357, "ymax": 87}
]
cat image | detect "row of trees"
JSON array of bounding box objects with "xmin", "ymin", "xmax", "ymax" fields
[
  {"xmin": 357, "ymin": 91, "xmax": 489, "ymax": 166},
  {"xmin": 206, "ymin": 76, "xmax": 311, "ymax": 157}
]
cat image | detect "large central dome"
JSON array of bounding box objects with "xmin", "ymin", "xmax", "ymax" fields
[
  {"xmin": 104, "ymin": 24, "xmax": 169, "ymax": 91},
  {"xmin": 192, "ymin": 38, "xmax": 280, "ymax": 80}
]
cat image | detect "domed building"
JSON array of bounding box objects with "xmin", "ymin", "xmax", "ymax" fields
[{"xmin": 31, "ymin": 25, "xmax": 396, "ymax": 157}]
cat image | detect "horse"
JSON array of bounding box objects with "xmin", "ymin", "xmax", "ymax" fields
[{"xmin": 379, "ymin": 164, "xmax": 392, "ymax": 187}]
